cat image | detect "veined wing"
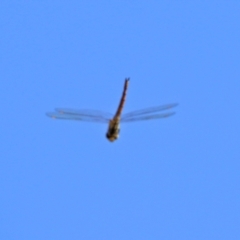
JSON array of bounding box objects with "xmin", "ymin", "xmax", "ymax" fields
[
  {"xmin": 120, "ymin": 103, "xmax": 178, "ymax": 122},
  {"xmin": 46, "ymin": 108, "xmax": 112, "ymax": 123}
]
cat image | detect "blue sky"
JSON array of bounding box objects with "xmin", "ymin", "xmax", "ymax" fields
[{"xmin": 1, "ymin": 1, "xmax": 240, "ymax": 239}]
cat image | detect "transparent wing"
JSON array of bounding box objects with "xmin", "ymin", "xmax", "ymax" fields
[
  {"xmin": 46, "ymin": 108, "xmax": 112, "ymax": 123},
  {"xmin": 121, "ymin": 112, "xmax": 176, "ymax": 122},
  {"xmin": 121, "ymin": 103, "xmax": 178, "ymax": 122}
]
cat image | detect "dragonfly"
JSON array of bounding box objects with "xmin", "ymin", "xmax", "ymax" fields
[{"xmin": 46, "ymin": 78, "xmax": 178, "ymax": 142}]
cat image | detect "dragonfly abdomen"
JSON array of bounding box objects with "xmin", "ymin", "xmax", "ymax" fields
[{"xmin": 114, "ymin": 78, "xmax": 129, "ymax": 118}]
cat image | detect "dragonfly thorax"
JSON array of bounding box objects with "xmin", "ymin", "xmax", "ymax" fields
[{"xmin": 106, "ymin": 119, "xmax": 120, "ymax": 142}]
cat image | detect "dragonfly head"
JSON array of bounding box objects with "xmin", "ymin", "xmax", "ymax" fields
[{"xmin": 106, "ymin": 119, "xmax": 120, "ymax": 142}]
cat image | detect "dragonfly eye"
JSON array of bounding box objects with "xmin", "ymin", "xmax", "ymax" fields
[
  {"xmin": 106, "ymin": 132, "xmax": 118, "ymax": 142},
  {"xmin": 106, "ymin": 124, "xmax": 120, "ymax": 142}
]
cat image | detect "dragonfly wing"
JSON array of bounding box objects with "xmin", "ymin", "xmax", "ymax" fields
[
  {"xmin": 121, "ymin": 103, "xmax": 178, "ymax": 120},
  {"xmin": 46, "ymin": 108, "xmax": 112, "ymax": 123},
  {"xmin": 121, "ymin": 112, "xmax": 176, "ymax": 122}
]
